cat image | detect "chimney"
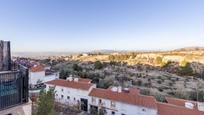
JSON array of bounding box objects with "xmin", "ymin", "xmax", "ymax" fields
[
  {"xmin": 74, "ymin": 78, "xmax": 79, "ymax": 82},
  {"xmin": 0, "ymin": 40, "xmax": 11, "ymax": 71},
  {"xmin": 66, "ymin": 76, "xmax": 73, "ymax": 81},
  {"xmin": 111, "ymin": 87, "xmax": 118, "ymax": 92},
  {"xmin": 118, "ymin": 86, "xmax": 122, "ymax": 93}
]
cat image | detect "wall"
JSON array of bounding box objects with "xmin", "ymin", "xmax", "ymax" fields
[
  {"xmin": 29, "ymin": 71, "xmax": 45, "ymax": 85},
  {"xmin": 89, "ymin": 96, "xmax": 157, "ymax": 115},
  {"xmin": 29, "ymin": 71, "xmax": 59, "ymax": 85}
]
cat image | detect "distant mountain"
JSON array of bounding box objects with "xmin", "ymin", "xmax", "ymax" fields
[
  {"xmin": 12, "ymin": 52, "xmax": 76, "ymax": 58},
  {"xmin": 174, "ymin": 47, "xmax": 204, "ymax": 51}
]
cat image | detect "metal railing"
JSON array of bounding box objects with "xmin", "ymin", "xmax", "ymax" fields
[{"xmin": 0, "ymin": 64, "xmax": 29, "ymax": 110}]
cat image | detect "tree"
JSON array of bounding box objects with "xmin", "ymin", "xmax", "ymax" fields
[
  {"xmin": 72, "ymin": 64, "xmax": 82, "ymax": 72},
  {"xmin": 155, "ymin": 56, "xmax": 163, "ymax": 65},
  {"xmin": 94, "ymin": 61, "xmax": 103, "ymax": 69},
  {"xmin": 99, "ymin": 108, "xmax": 107, "ymax": 115},
  {"xmin": 89, "ymin": 107, "xmax": 98, "ymax": 115},
  {"xmin": 37, "ymin": 89, "xmax": 55, "ymax": 115},
  {"xmin": 180, "ymin": 60, "xmax": 187, "ymax": 67},
  {"xmin": 179, "ymin": 63, "xmax": 193, "ymax": 76}
]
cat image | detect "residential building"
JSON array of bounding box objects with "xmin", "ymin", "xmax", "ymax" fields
[
  {"xmin": 45, "ymin": 77, "xmax": 96, "ymax": 112},
  {"xmin": 45, "ymin": 77, "xmax": 204, "ymax": 115},
  {"xmin": 89, "ymin": 87, "xmax": 157, "ymax": 115},
  {"xmin": 29, "ymin": 64, "xmax": 59, "ymax": 86}
]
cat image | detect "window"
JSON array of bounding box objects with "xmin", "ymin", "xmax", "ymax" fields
[
  {"xmin": 111, "ymin": 101, "xmax": 116, "ymax": 107},
  {"xmin": 55, "ymin": 94, "xmax": 58, "ymax": 97},
  {"xmin": 122, "ymin": 114, "xmax": 125, "ymax": 115},
  {"xmin": 92, "ymin": 97, "xmax": 96, "ymax": 103},
  {"xmin": 74, "ymin": 98, "xmax": 76, "ymax": 101},
  {"xmin": 6, "ymin": 114, "xmax": 12, "ymax": 115},
  {"xmin": 99, "ymin": 99, "xmax": 102, "ymax": 104},
  {"xmin": 111, "ymin": 111, "xmax": 115, "ymax": 115},
  {"xmin": 142, "ymin": 108, "xmax": 146, "ymax": 112},
  {"xmin": 61, "ymin": 95, "xmax": 64, "ymax": 99},
  {"xmin": 67, "ymin": 96, "xmax": 70, "ymax": 100},
  {"xmin": 61, "ymin": 88, "xmax": 64, "ymax": 92}
]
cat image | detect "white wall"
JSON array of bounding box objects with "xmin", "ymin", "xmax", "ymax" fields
[
  {"xmin": 29, "ymin": 71, "xmax": 45, "ymax": 85},
  {"xmin": 89, "ymin": 96, "xmax": 157, "ymax": 115},
  {"xmin": 29, "ymin": 71, "xmax": 59, "ymax": 85},
  {"xmin": 46, "ymin": 84, "xmax": 95, "ymax": 110}
]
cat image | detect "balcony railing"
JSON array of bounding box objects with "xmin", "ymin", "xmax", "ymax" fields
[{"xmin": 0, "ymin": 64, "xmax": 29, "ymax": 110}]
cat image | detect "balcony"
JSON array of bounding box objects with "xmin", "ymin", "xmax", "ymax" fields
[{"xmin": 0, "ymin": 64, "xmax": 29, "ymax": 110}]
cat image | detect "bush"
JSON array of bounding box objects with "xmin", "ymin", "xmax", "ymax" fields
[
  {"xmin": 155, "ymin": 56, "xmax": 163, "ymax": 65},
  {"xmin": 140, "ymin": 89, "xmax": 150, "ymax": 95},
  {"xmin": 179, "ymin": 63, "xmax": 193, "ymax": 76},
  {"xmin": 154, "ymin": 93, "xmax": 166, "ymax": 102},
  {"xmin": 132, "ymin": 80, "xmax": 142, "ymax": 86},
  {"xmin": 94, "ymin": 61, "xmax": 103, "ymax": 69},
  {"xmin": 72, "ymin": 64, "xmax": 82, "ymax": 72},
  {"xmin": 157, "ymin": 80, "xmax": 162, "ymax": 84}
]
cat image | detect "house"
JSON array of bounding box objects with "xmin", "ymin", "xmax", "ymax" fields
[
  {"xmin": 89, "ymin": 87, "xmax": 157, "ymax": 115},
  {"xmin": 157, "ymin": 97, "xmax": 204, "ymax": 115},
  {"xmin": 29, "ymin": 64, "xmax": 59, "ymax": 86},
  {"xmin": 45, "ymin": 77, "xmax": 96, "ymax": 112}
]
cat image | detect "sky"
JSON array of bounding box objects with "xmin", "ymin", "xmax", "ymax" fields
[{"xmin": 0, "ymin": 0, "xmax": 204, "ymax": 52}]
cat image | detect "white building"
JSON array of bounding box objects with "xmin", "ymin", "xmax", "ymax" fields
[
  {"xmin": 89, "ymin": 87, "xmax": 157, "ymax": 115},
  {"xmin": 29, "ymin": 65, "xmax": 59, "ymax": 86},
  {"xmin": 45, "ymin": 77, "xmax": 96, "ymax": 112},
  {"xmin": 45, "ymin": 78, "xmax": 204, "ymax": 115}
]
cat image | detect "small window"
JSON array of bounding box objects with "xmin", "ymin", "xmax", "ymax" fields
[
  {"xmin": 122, "ymin": 114, "xmax": 125, "ymax": 115},
  {"xmin": 92, "ymin": 97, "xmax": 96, "ymax": 103},
  {"xmin": 74, "ymin": 98, "xmax": 76, "ymax": 101},
  {"xmin": 112, "ymin": 111, "xmax": 115, "ymax": 115},
  {"xmin": 61, "ymin": 88, "xmax": 64, "ymax": 92},
  {"xmin": 61, "ymin": 95, "xmax": 64, "ymax": 99},
  {"xmin": 111, "ymin": 101, "xmax": 116, "ymax": 107},
  {"xmin": 67, "ymin": 96, "xmax": 70, "ymax": 100},
  {"xmin": 99, "ymin": 99, "xmax": 102, "ymax": 104},
  {"xmin": 142, "ymin": 108, "xmax": 146, "ymax": 112},
  {"xmin": 56, "ymin": 94, "xmax": 58, "ymax": 97}
]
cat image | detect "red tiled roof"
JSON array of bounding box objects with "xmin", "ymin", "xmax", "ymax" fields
[
  {"xmin": 78, "ymin": 78, "xmax": 92, "ymax": 83},
  {"xmin": 46, "ymin": 79, "xmax": 94, "ymax": 91},
  {"xmin": 89, "ymin": 88, "xmax": 157, "ymax": 109},
  {"xmin": 30, "ymin": 65, "xmax": 45, "ymax": 72},
  {"xmin": 157, "ymin": 102, "xmax": 204, "ymax": 115},
  {"xmin": 166, "ymin": 97, "xmax": 197, "ymax": 108}
]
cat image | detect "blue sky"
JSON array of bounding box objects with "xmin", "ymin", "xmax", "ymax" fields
[{"xmin": 0, "ymin": 0, "xmax": 204, "ymax": 52}]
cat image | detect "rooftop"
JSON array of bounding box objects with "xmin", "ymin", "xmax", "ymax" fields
[
  {"xmin": 157, "ymin": 102, "xmax": 204, "ymax": 115},
  {"xmin": 30, "ymin": 65, "xmax": 45, "ymax": 72},
  {"xmin": 45, "ymin": 79, "xmax": 94, "ymax": 91},
  {"xmin": 89, "ymin": 87, "xmax": 157, "ymax": 109}
]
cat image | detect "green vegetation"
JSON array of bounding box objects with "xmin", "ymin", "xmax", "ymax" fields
[
  {"xmin": 155, "ymin": 56, "xmax": 163, "ymax": 65},
  {"xmin": 73, "ymin": 64, "xmax": 83, "ymax": 72},
  {"xmin": 179, "ymin": 63, "xmax": 193, "ymax": 76},
  {"xmin": 94, "ymin": 61, "xmax": 104, "ymax": 69},
  {"xmin": 99, "ymin": 108, "xmax": 107, "ymax": 115},
  {"xmin": 90, "ymin": 107, "xmax": 98, "ymax": 115},
  {"xmin": 37, "ymin": 89, "xmax": 55, "ymax": 115}
]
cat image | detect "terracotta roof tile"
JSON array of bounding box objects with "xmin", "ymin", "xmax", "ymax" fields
[
  {"xmin": 30, "ymin": 65, "xmax": 45, "ymax": 72},
  {"xmin": 46, "ymin": 79, "xmax": 94, "ymax": 91},
  {"xmin": 89, "ymin": 88, "xmax": 157, "ymax": 109},
  {"xmin": 166, "ymin": 97, "xmax": 197, "ymax": 108},
  {"xmin": 157, "ymin": 102, "xmax": 204, "ymax": 115},
  {"xmin": 78, "ymin": 78, "xmax": 92, "ymax": 83}
]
